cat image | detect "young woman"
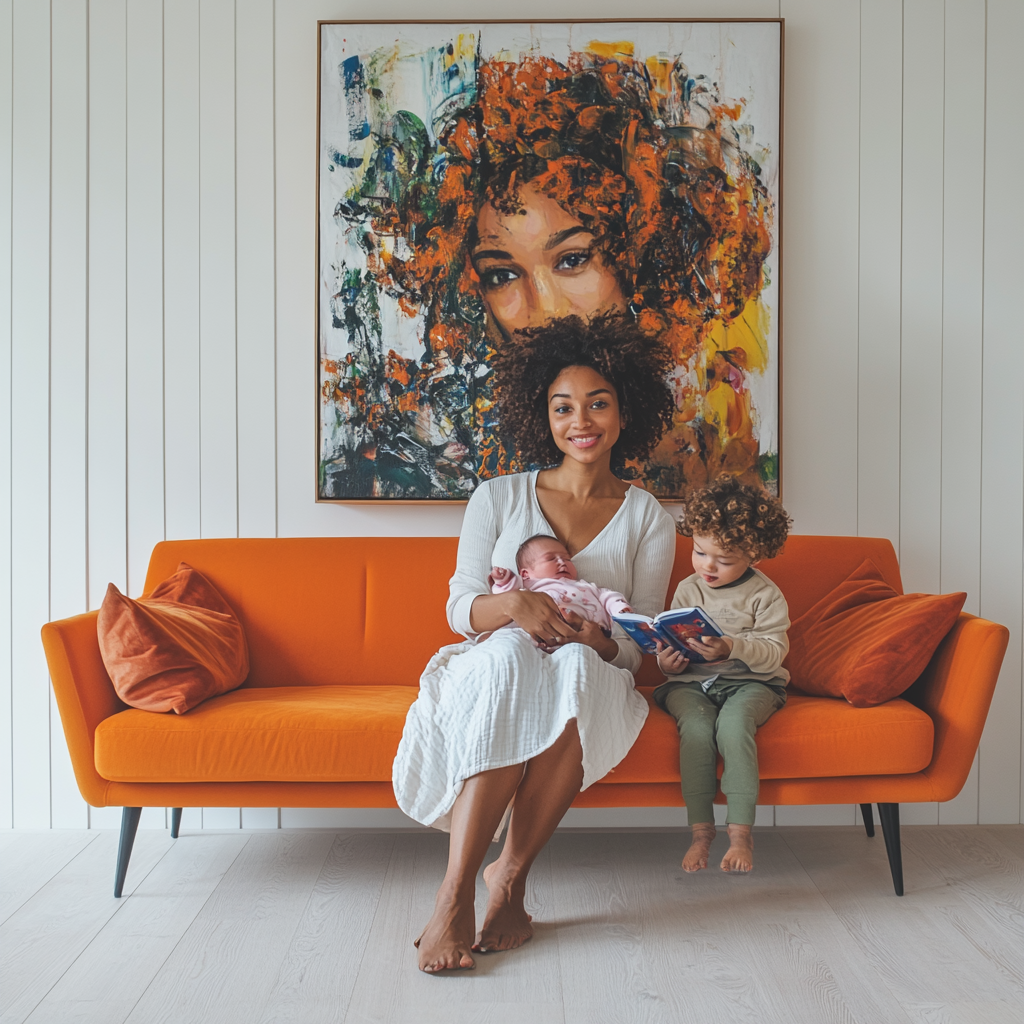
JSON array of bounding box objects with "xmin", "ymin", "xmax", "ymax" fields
[{"xmin": 392, "ymin": 315, "xmax": 677, "ymax": 972}]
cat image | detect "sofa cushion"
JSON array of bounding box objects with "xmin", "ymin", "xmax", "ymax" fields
[
  {"xmin": 94, "ymin": 685, "xmax": 418, "ymax": 783},
  {"xmin": 97, "ymin": 562, "xmax": 249, "ymax": 714},
  {"xmin": 94, "ymin": 683, "xmax": 934, "ymax": 785},
  {"xmin": 786, "ymin": 560, "xmax": 966, "ymax": 707},
  {"xmin": 603, "ymin": 689, "xmax": 934, "ymax": 784}
]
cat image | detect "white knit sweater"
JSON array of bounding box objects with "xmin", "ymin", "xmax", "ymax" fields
[{"xmin": 446, "ymin": 471, "xmax": 676, "ymax": 673}]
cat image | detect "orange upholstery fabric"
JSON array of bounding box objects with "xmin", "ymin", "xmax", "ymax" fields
[
  {"xmin": 787, "ymin": 560, "xmax": 966, "ymax": 707},
  {"xmin": 95, "ymin": 686, "xmax": 418, "ymax": 782},
  {"xmin": 93, "ymin": 682, "xmax": 932, "ymax": 786},
  {"xmin": 142, "ymin": 539, "xmax": 463, "ymax": 689},
  {"xmin": 604, "ymin": 690, "xmax": 933, "ymax": 783},
  {"xmin": 97, "ymin": 563, "xmax": 249, "ymax": 713}
]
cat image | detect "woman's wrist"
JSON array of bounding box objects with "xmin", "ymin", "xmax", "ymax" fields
[{"xmin": 592, "ymin": 632, "xmax": 620, "ymax": 662}]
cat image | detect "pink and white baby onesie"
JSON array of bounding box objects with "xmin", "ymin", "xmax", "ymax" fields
[{"xmin": 490, "ymin": 573, "xmax": 631, "ymax": 631}]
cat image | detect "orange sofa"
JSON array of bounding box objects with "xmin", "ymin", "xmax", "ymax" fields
[{"xmin": 42, "ymin": 535, "xmax": 1008, "ymax": 898}]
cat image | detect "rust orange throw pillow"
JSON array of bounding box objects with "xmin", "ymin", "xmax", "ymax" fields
[
  {"xmin": 98, "ymin": 562, "xmax": 249, "ymax": 714},
  {"xmin": 786, "ymin": 560, "xmax": 965, "ymax": 707}
]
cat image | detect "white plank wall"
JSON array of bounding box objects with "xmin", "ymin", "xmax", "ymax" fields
[{"xmin": 0, "ymin": 0, "xmax": 1021, "ymax": 831}]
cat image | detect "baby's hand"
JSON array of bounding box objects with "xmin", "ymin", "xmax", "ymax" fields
[
  {"xmin": 685, "ymin": 634, "xmax": 734, "ymax": 662},
  {"xmin": 489, "ymin": 566, "xmax": 513, "ymax": 587},
  {"xmin": 655, "ymin": 641, "xmax": 690, "ymax": 675}
]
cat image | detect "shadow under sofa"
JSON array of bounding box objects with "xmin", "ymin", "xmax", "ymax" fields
[{"xmin": 41, "ymin": 534, "xmax": 1009, "ymax": 898}]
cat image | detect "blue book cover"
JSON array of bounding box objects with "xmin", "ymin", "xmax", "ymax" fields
[{"xmin": 612, "ymin": 607, "xmax": 724, "ymax": 663}]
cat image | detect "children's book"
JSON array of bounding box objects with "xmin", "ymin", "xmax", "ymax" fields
[{"xmin": 612, "ymin": 607, "xmax": 725, "ymax": 662}]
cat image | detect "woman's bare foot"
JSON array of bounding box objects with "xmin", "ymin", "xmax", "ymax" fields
[
  {"xmin": 414, "ymin": 885, "xmax": 476, "ymax": 972},
  {"xmin": 473, "ymin": 861, "xmax": 534, "ymax": 952},
  {"xmin": 682, "ymin": 822, "xmax": 717, "ymax": 871},
  {"xmin": 721, "ymin": 823, "xmax": 754, "ymax": 872}
]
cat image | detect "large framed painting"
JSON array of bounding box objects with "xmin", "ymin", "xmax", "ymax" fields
[{"xmin": 317, "ymin": 20, "xmax": 782, "ymax": 501}]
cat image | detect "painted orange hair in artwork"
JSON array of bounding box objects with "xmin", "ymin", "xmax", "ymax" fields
[{"xmin": 373, "ymin": 53, "xmax": 773, "ymax": 370}]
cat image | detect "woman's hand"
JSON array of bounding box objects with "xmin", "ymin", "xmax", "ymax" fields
[
  {"xmin": 685, "ymin": 634, "xmax": 734, "ymax": 662},
  {"xmin": 504, "ymin": 589, "xmax": 582, "ymax": 647},
  {"xmin": 541, "ymin": 610, "xmax": 619, "ymax": 662},
  {"xmin": 655, "ymin": 641, "xmax": 690, "ymax": 675}
]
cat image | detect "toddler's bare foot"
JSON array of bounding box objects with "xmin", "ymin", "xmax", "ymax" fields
[
  {"xmin": 682, "ymin": 822, "xmax": 717, "ymax": 871},
  {"xmin": 414, "ymin": 886, "xmax": 476, "ymax": 972},
  {"xmin": 474, "ymin": 860, "xmax": 533, "ymax": 952},
  {"xmin": 721, "ymin": 823, "xmax": 754, "ymax": 872}
]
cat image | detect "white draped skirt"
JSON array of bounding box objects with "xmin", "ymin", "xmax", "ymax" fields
[{"xmin": 392, "ymin": 629, "xmax": 649, "ymax": 832}]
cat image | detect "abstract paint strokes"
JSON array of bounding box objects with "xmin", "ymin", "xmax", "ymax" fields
[{"xmin": 318, "ymin": 23, "xmax": 781, "ymax": 500}]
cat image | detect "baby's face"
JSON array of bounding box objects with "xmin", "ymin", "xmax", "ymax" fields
[{"xmin": 521, "ymin": 539, "xmax": 578, "ymax": 581}]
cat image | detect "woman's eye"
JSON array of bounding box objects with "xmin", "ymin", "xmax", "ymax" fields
[
  {"xmin": 555, "ymin": 249, "xmax": 592, "ymax": 272},
  {"xmin": 590, "ymin": 400, "xmax": 608, "ymax": 410},
  {"xmin": 479, "ymin": 267, "xmax": 519, "ymax": 289},
  {"xmin": 553, "ymin": 404, "xmax": 571, "ymax": 414}
]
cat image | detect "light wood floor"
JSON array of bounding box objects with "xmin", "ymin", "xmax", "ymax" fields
[{"xmin": 1, "ymin": 825, "xmax": 1022, "ymax": 1024}]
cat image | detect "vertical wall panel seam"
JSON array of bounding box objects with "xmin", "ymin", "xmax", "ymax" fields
[
  {"xmin": 47, "ymin": 0, "xmax": 54, "ymax": 827},
  {"xmin": 197, "ymin": 8, "xmax": 201, "ymax": 539},
  {"xmin": 979, "ymin": 0, "xmax": 989, "ymax": 825},
  {"xmin": 855, "ymin": 0, "xmax": 861, "ymax": 538},
  {"xmin": 160, "ymin": 0, "xmax": 166, "ymax": 548},
  {"xmin": 897, "ymin": 0, "xmax": 904, "ymax": 563},
  {"xmin": 84, "ymin": 0, "xmax": 90, "ymax": 828},
  {"xmin": 5, "ymin": 0, "xmax": 12, "ymax": 824},
  {"xmin": 233, "ymin": 0, "xmax": 239, "ymax": 539},
  {"xmin": 274, "ymin": 0, "xmax": 279, "ymax": 820},
  {"xmin": 123, "ymin": 0, "xmax": 128, "ymax": 603},
  {"xmin": 272, "ymin": 0, "xmax": 278, "ymax": 539}
]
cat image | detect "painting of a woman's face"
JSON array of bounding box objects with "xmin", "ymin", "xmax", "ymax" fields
[{"xmin": 471, "ymin": 184, "xmax": 627, "ymax": 337}]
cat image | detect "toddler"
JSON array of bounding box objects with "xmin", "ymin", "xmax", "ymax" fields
[
  {"xmin": 655, "ymin": 477, "xmax": 792, "ymax": 874},
  {"xmin": 489, "ymin": 534, "xmax": 631, "ymax": 636}
]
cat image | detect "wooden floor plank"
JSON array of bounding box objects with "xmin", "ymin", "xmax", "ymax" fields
[
  {"xmin": 21, "ymin": 833, "xmax": 250, "ymax": 1024},
  {"xmin": 121, "ymin": 832, "xmax": 336, "ymax": 1024},
  {"xmin": 0, "ymin": 831, "xmax": 99, "ymax": 925},
  {"xmin": 345, "ymin": 833, "xmax": 564, "ymax": 1024},
  {"xmin": 904, "ymin": 1000, "xmax": 1024, "ymax": 1024},
  {"xmin": 0, "ymin": 830, "xmax": 174, "ymax": 1024},
  {"xmin": 550, "ymin": 829, "xmax": 911, "ymax": 1024},
  {"xmin": 983, "ymin": 825, "xmax": 1024, "ymax": 862},
  {"xmin": 780, "ymin": 826, "xmax": 1024, "ymax": 1014},
  {"xmin": 901, "ymin": 828, "xmax": 1024, "ymax": 998},
  {"xmin": 253, "ymin": 833, "xmax": 397, "ymax": 1024}
]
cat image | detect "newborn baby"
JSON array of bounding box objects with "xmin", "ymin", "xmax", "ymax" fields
[{"xmin": 489, "ymin": 533, "xmax": 632, "ymax": 633}]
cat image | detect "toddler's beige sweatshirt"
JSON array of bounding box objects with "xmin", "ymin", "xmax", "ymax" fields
[{"xmin": 656, "ymin": 567, "xmax": 790, "ymax": 690}]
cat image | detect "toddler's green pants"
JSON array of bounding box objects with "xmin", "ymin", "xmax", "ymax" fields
[{"xmin": 662, "ymin": 680, "xmax": 786, "ymax": 826}]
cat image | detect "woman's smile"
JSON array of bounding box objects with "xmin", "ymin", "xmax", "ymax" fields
[{"xmin": 547, "ymin": 365, "xmax": 624, "ymax": 466}]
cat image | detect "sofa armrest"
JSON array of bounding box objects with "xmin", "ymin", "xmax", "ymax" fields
[
  {"xmin": 904, "ymin": 612, "xmax": 1009, "ymax": 801},
  {"xmin": 41, "ymin": 611, "xmax": 127, "ymax": 806}
]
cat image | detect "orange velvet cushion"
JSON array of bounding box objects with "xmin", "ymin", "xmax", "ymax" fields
[
  {"xmin": 97, "ymin": 562, "xmax": 249, "ymax": 714},
  {"xmin": 93, "ymin": 684, "xmax": 932, "ymax": 785},
  {"xmin": 786, "ymin": 560, "xmax": 965, "ymax": 707},
  {"xmin": 94, "ymin": 685, "xmax": 418, "ymax": 782},
  {"xmin": 604, "ymin": 689, "xmax": 933, "ymax": 782}
]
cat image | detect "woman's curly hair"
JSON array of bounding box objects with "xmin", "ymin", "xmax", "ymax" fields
[
  {"xmin": 678, "ymin": 476, "xmax": 791, "ymax": 561},
  {"xmin": 492, "ymin": 314, "xmax": 674, "ymax": 475}
]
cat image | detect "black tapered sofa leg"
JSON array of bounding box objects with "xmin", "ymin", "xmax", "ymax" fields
[
  {"xmin": 876, "ymin": 802, "xmax": 904, "ymax": 896},
  {"xmin": 859, "ymin": 803, "xmax": 875, "ymax": 837},
  {"xmin": 114, "ymin": 807, "xmax": 142, "ymax": 898},
  {"xmin": 170, "ymin": 807, "xmax": 183, "ymax": 839}
]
